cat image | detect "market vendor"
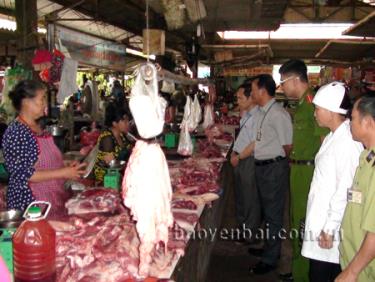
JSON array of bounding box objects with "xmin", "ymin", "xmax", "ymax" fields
[
  {"xmin": 2, "ymin": 80, "xmax": 86, "ymax": 217},
  {"xmin": 94, "ymin": 103, "xmax": 133, "ymax": 184}
]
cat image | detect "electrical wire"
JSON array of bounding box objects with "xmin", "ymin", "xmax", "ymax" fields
[{"xmin": 146, "ymin": 0, "xmax": 150, "ymax": 62}]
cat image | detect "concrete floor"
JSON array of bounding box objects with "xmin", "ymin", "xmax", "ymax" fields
[
  {"xmin": 206, "ymin": 164, "xmax": 285, "ymax": 282},
  {"xmin": 206, "ymin": 239, "xmax": 279, "ymax": 282}
]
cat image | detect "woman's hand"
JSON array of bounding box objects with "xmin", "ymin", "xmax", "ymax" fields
[
  {"xmin": 103, "ymin": 153, "xmax": 115, "ymax": 164},
  {"xmin": 230, "ymin": 154, "xmax": 239, "ymax": 167},
  {"xmin": 318, "ymin": 230, "xmax": 334, "ymax": 249},
  {"xmin": 64, "ymin": 160, "xmax": 80, "ymax": 167},
  {"xmin": 63, "ymin": 162, "xmax": 87, "ymax": 180}
]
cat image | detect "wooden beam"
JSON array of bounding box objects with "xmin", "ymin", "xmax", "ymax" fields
[
  {"xmin": 202, "ymin": 44, "xmax": 271, "ymax": 49},
  {"xmin": 289, "ymin": 6, "xmax": 313, "ymax": 21},
  {"xmin": 285, "ymin": 4, "xmax": 374, "ymax": 23},
  {"xmin": 343, "ymin": 10, "xmax": 375, "ymax": 36},
  {"xmin": 288, "ymin": 3, "xmax": 371, "ymax": 8},
  {"xmin": 352, "ymin": 0, "xmax": 356, "ymax": 20},
  {"xmin": 48, "ymin": 0, "xmax": 188, "ymax": 52},
  {"xmin": 315, "ymin": 39, "xmax": 375, "ymax": 58},
  {"xmin": 15, "ymin": 0, "xmax": 39, "ymax": 69},
  {"xmin": 321, "ymin": 6, "xmax": 345, "ymax": 21},
  {"xmin": 0, "ymin": 7, "xmax": 14, "ymax": 16},
  {"xmin": 158, "ymin": 68, "xmax": 209, "ymax": 85},
  {"xmin": 213, "ymin": 50, "xmax": 269, "ymax": 67}
]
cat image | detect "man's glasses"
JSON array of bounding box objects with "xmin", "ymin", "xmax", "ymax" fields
[{"xmin": 279, "ymin": 76, "xmax": 296, "ymax": 86}]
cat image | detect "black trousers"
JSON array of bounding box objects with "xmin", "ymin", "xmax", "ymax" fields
[
  {"xmin": 233, "ymin": 156, "xmax": 261, "ymax": 231},
  {"xmin": 255, "ymin": 158, "xmax": 289, "ymax": 266},
  {"xmin": 309, "ymin": 259, "xmax": 341, "ymax": 282}
]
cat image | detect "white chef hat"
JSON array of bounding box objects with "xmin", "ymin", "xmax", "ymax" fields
[{"xmin": 313, "ymin": 81, "xmax": 349, "ymax": 114}]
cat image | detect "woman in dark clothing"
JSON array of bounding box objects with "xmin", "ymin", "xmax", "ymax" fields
[
  {"xmin": 111, "ymin": 80, "xmax": 125, "ymax": 107},
  {"xmin": 94, "ymin": 103, "xmax": 133, "ymax": 183}
]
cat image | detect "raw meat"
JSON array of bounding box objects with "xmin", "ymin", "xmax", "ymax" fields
[
  {"xmin": 215, "ymin": 115, "xmax": 240, "ymax": 126},
  {"xmin": 170, "ymin": 158, "xmax": 221, "ymax": 195},
  {"xmin": 196, "ymin": 139, "xmax": 223, "ymax": 159},
  {"xmin": 167, "ymin": 223, "xmax": 189, "ymax": 251},
  {"xmin": 55, "ymin": 214, "xmax": 139, "ymax": 282},
  {"xmin": 55, "ymin": 213, "xmax": 182, "ymax": 281},
  {"xmin": 122, "ymin": 140, "xmax": 173, "ymax": 277},
  {"xmin": 214, "ymin": 132, "xmax": 234, "ymax": 142},
  {"xmin": 173, "ymin": 211, "xmax": 199, "ymax": 225},
  {"xmin": 171, "ymin": 199, "xmax": 197, "ymax": 210},
  {"xmin": 65, "ymin": 188, "xmax": 126, "ymax": 215},
  {"xmin": 204, "ymin": 124, "xmax": 222, "ymax": 140},
  {"xmin": 173, "ymin": 192, "xmax": 219, "ymax": 206},
  {"xmin": 172, "ymin": 211, "xmax": 199, "ymax": 233}
]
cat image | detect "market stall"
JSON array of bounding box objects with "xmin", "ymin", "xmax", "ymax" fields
[{"xmin": 52, "ymin": 137, "xmax": 232, "ymax": 282}]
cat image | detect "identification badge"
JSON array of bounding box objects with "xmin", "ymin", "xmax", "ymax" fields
[
  {"xmin": 256, "ymin": 131, "xmax": 262, "ymax": 141},
  {"xmin": 348, "ymin": 187, "xmax": 362, "ymax": 204},
  {"xmin": 366, "ymin": 150, "xmax": 375, "ymax": 163}
]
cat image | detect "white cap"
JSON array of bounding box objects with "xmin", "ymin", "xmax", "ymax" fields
[{"xmin": 312, "ymin": 82, "xmax": 348, "ymax": 114}]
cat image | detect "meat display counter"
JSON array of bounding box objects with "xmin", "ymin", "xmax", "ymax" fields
[{"xmin": 36, "ymin": 138, "xmax": 233, "ymax": 282}]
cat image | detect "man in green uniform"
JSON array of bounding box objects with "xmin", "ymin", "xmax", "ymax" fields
[
  {"xmin": 279, "ymin": 60, "xmax": 328, "ymax": 282},
  {"xmin": 337, "ymin": 96, "xmax": 375, "ymax": 282}
]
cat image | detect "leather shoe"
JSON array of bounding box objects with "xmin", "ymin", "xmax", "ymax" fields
[
  {"xmin": 249, "ymin": 261, "xmax": 275, "ymax": 275},
  {"xmin": 232, "ymin": 236, "xmax": 251, "ymax": 245},
  {"xmin": 279, "ymin": 272, "xmax": 293, "ymax": 281},
  {"xmin": 248, "ymin": 247, "xmax": 264, "ymax": 257}
]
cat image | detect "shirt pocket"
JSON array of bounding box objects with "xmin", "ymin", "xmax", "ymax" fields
[{"xmin": 294, "ymin": 115, "xmax": 314, "ymax": 131}]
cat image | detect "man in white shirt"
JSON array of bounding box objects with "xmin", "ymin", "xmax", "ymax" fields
[
  {"xmin": 230, "ymin": 81, "xmax": 260, "ymax": 238},
  {"xmin": 249, "ymin": 74, "xmax": 293, "ymax": 274}
]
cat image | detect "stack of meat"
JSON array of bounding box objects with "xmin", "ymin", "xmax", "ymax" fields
[
  {"xmin": 214, "ymin": 132, "xmax": 233, "ymax": 142},
  {"xmin": 215, "ymin": 115, "xmax": 240, "ymax": 126},
  {"xmin": 53, "ymin": 212, "xmax": 187, "ymax": 282},
  {"xmin": 54, "ymin": 214, "xmax": 139, "ymax": 282},
  {"xmin": 196, "ymin": 139, "xmax": 223, "ymax": 159},
  {"xmin": 169, "ymin": 158, "xmax": 221, "ymax": 195},
  {"xmin": 65, "ymin": 188, "xmax": 126, "ymax": 215}
]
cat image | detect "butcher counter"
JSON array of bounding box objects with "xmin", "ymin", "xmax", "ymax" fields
[
  {"xmin": 46, "ymin": 138, "xmax": 233, "ymax": 282},
  {"xmin": 171, "ymin": 161, "xmax": 233, "ymax": 282}
]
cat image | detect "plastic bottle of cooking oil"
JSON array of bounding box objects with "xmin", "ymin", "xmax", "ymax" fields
[{"xmin": 12, "ymin": 202, "xmax": 55, "ymax": 282}]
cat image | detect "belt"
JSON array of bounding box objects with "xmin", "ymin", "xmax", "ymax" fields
[
  {"xmin": 139, "ymin": 133, "xmax": 163, "ymax": 144},
  {"xmin": 255, "ymin": 156, "xmax": 286, "ymax": 166},
  {"xmin": 290, "ymin": 159, "xmax": 314, "ymax": 166}
]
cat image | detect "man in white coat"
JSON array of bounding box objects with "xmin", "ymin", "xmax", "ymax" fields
[{"xmin": 301, "ymin": 82, "xmax": 363, "ymax": 282}]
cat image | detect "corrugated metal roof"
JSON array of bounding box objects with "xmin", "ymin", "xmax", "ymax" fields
[{"xmin": 0, "ymin": 0, "xmax": 143, "ymax": 49}]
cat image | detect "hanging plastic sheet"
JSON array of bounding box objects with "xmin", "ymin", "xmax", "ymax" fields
[
  {"xmin": 130, "ymin": 63, "xmax": 167, "ymax": 139},
  {"xmin": 57, "ymin": 58, "xmax": 78, "ymax": 104}
]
